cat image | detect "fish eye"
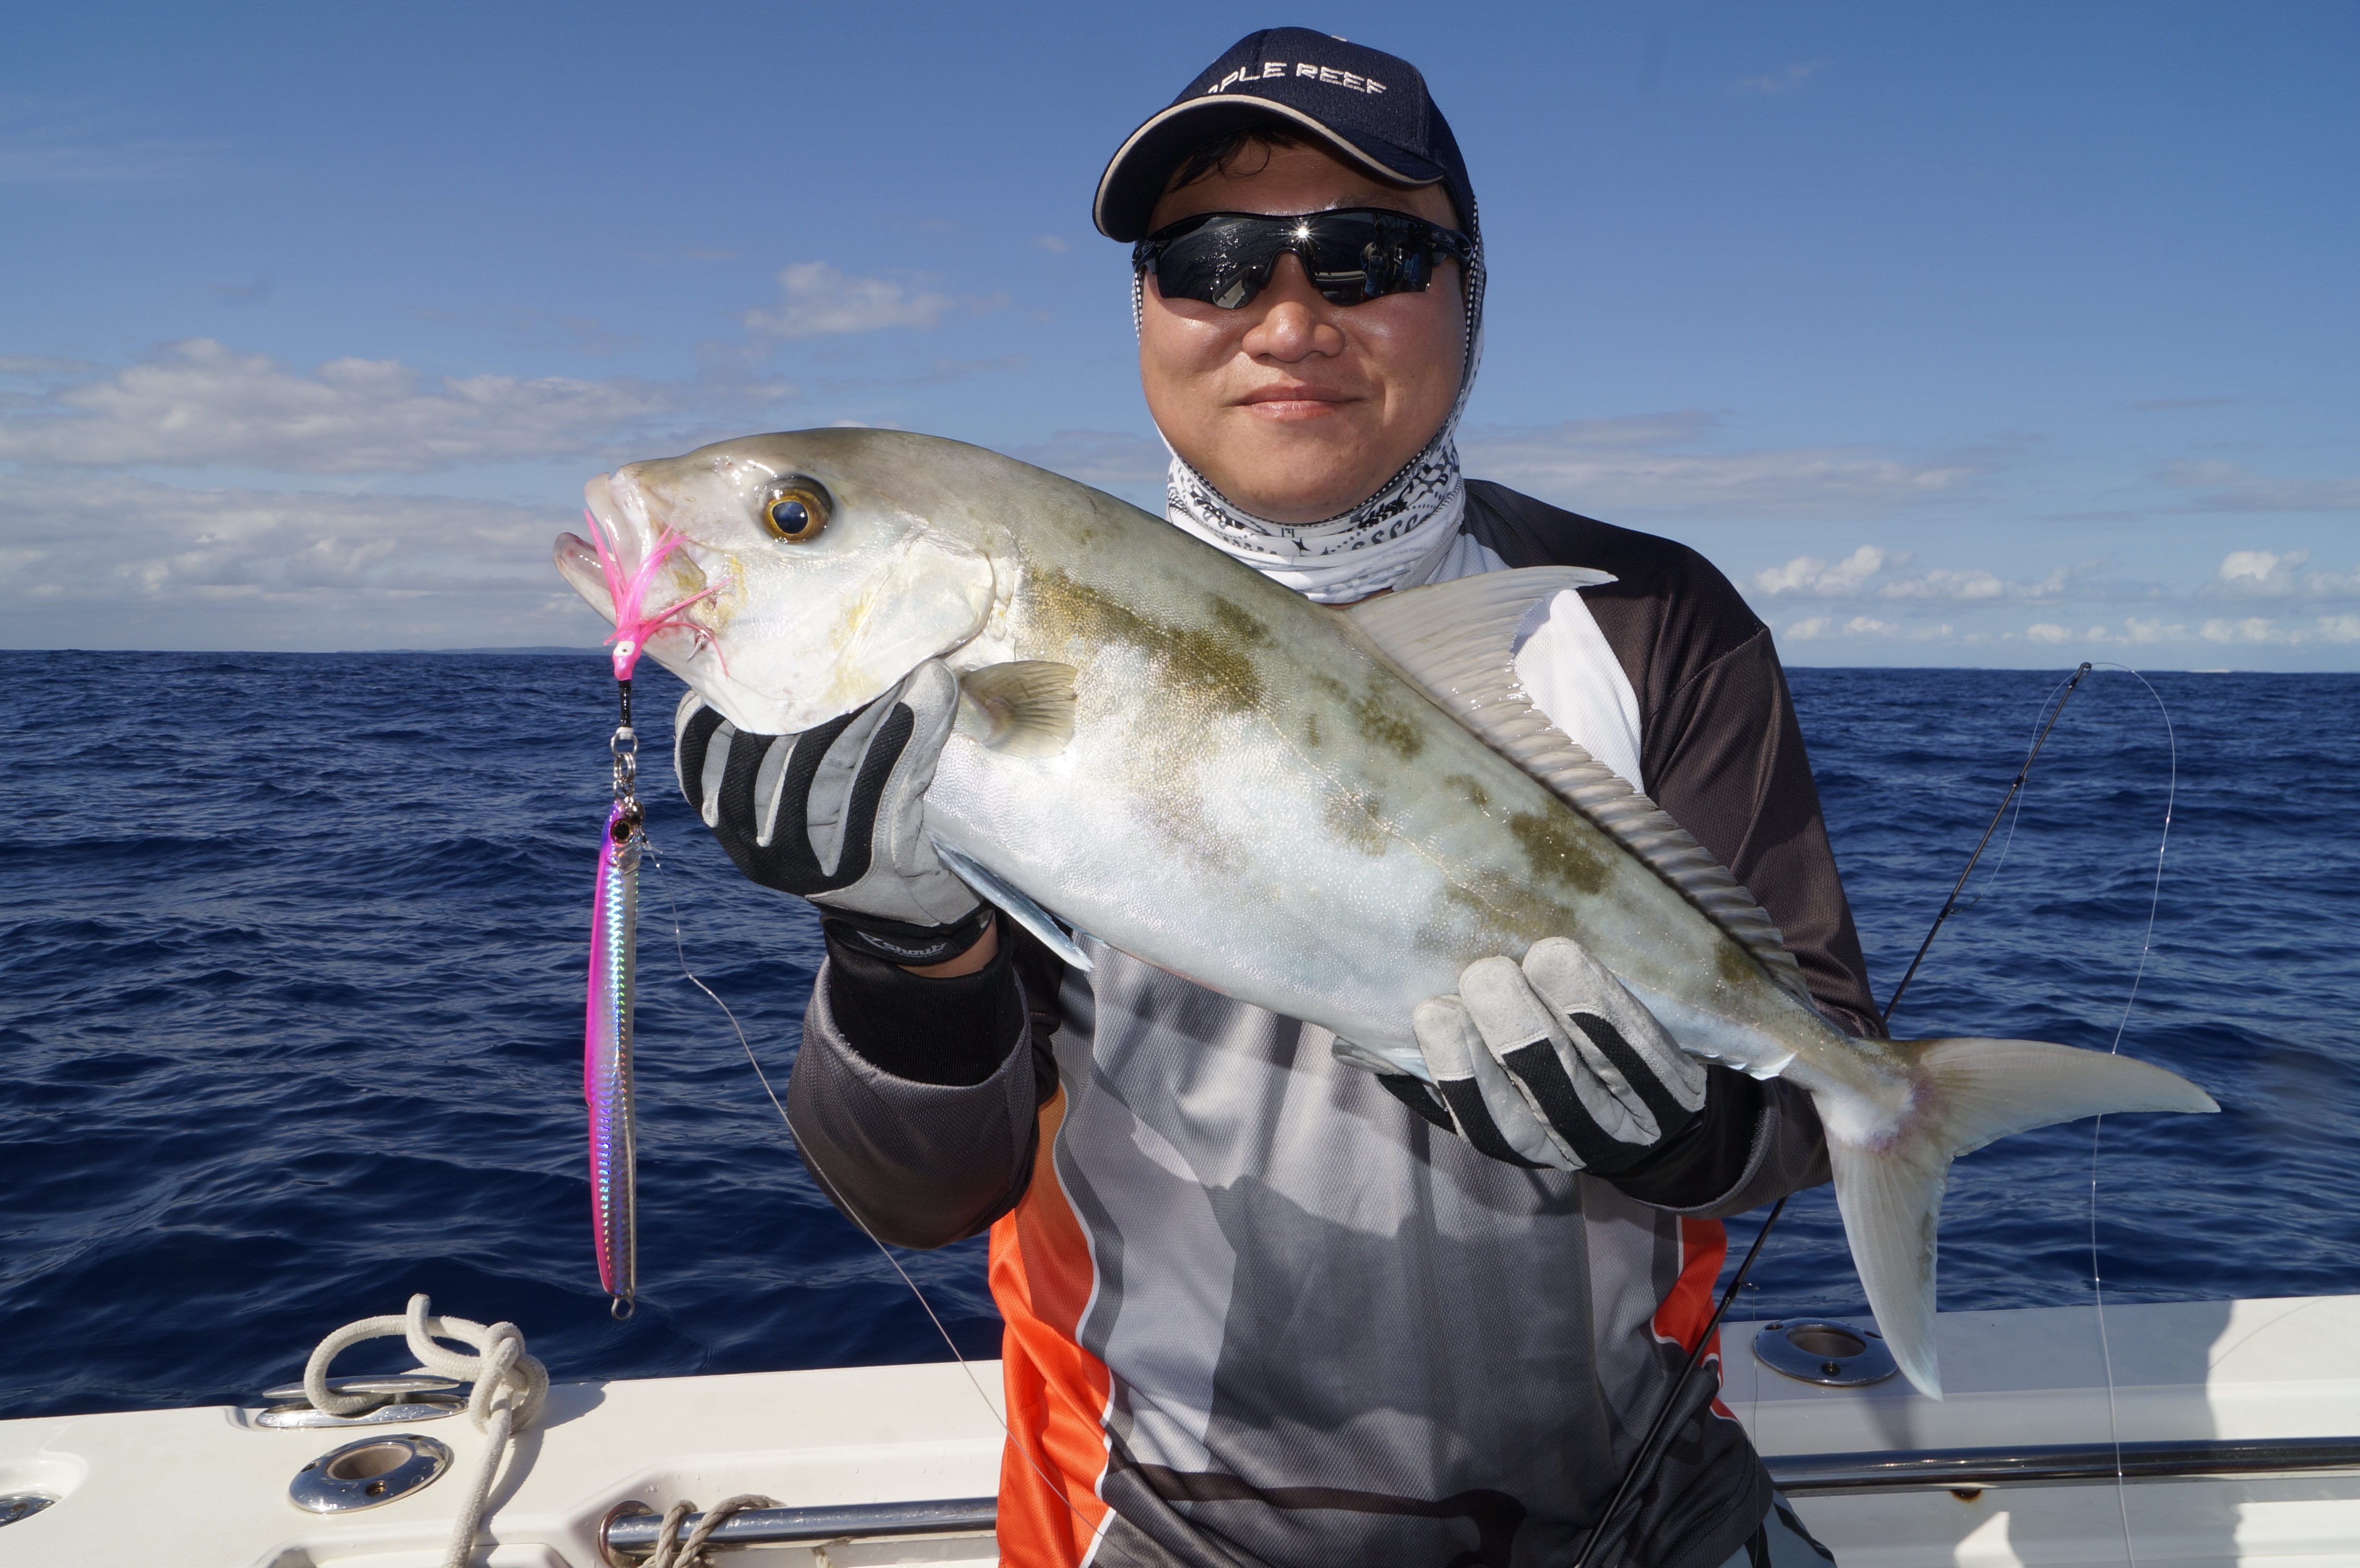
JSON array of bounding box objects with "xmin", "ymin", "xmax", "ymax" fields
[{"xmin": 758, "ymin": 479, "xmax": 832, "ymax": 543}]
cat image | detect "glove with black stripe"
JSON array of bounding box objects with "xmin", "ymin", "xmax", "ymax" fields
[
  {"xmin": 673, "ymin": 662, "xmax": 990, "ymax": 967},
  {"xmin": 1407, "ymin": 938, "xmax": 1706, "ymax": 1173}
]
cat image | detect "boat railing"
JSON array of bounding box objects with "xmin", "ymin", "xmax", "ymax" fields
[
  {"xmin": 1769, "ymin": 1435, "xmax": 2360, "ymax": 1495},
  {"xmin": 594, "ymin": 1436, "xmax": 2360, "ymax": 1559}
]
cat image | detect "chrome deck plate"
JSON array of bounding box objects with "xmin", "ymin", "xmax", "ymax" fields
[
  {"xmin": 1753, "ymin": 1319, "xmax": 1900, "ymax": 1387},
  {"xmin": 288, "ymin": 1433, "xmax": 452, "ymax": 1514}
]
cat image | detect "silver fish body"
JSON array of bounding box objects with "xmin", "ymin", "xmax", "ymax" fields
[{"xmin": 557, "ymin": 429, "xmax": 2215, "ymax": 1395}]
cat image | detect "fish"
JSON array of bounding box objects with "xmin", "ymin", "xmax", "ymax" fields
[
  {"xmin": 586, "ymin": 797, "xmax": 641, "ymax": 1320},
  {"xmin": 552, "ymin": 428, "xmax": 2218, "ymax": 1396}
]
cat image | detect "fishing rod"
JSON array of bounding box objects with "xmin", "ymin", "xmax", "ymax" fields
[
  {"xmin": 1576, "ymin": 661, "xmax": 2096, "ymax": 1567},
  {"xmin": 1572, "ymin": 1194, "xmax": 1787, "ymax": 1568},
  {"xmin": 1881, "ymin": 662, "xmax": 2093, "ymax": 1026}
]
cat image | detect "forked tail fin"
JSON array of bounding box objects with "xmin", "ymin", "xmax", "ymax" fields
[{"xmin": 1824, "ymin": 1038, "xmax": 2218, "ymax": 1399}]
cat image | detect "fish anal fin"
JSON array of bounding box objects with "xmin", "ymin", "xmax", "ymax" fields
[
  {"xmin": 1826, "ymin": 1037, "xmax": 2219, "ymax": 1400},
  {"xmin": 1341, "ymin": 569, "xmax": 1814, "ymax": 1009},
  {"xmin": 927, "ymin": 836, "xmax": 1094, "ymax": 972},
  {"xmin": 958, "ymin": 661, "xmax": 1077, "ymax": 758}
]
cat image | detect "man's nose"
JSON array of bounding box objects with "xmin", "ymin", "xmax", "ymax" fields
[{"xmin": 1241, "ymin": 254, "xmax": 1346, "ymax": 362}]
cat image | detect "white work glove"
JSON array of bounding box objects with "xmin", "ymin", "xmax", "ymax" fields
[
  {"xmin": 674, "ymin": 661, "xmax": 989, "ymax": 966},
  {"xmin": 1408, "ymin": 938, "xmax": 1708, "ymax": 1173}
]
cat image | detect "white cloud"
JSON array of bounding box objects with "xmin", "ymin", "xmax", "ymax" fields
[
  {"xmin": 1880, "ymin": 564, "xmax": 2073, "ymax": 601},
  {"xmin": 2165, "ymin": 462, "xmax": 2360, "ymax": 513},
  {"xmin": 1752, "ymin": 544, "xmax": 2074, "ymax": 602},
  {"xmin": 2197, "ymin": 613, "xmax": 2360, "ymax": 646},
  {"xmin": 2212, "ymin": 548, "xmax": 2360, "ymax": 599},
  {"xmin": 742, "ymin": 261, "xmax": 953, "ymax": 339},
  {"xmin": 2028, "ymin": 617, "xmax": 2188, "ymax": 646},
  {"xmin": 1753, "ymin": 545, "xmax": 1903, "ymax": 596},
  {"xmin": 1459, "ymin": 414, "xmax": 1980, "ymax": 517},
  {"xmin": 0, "ymin": 471, "xmax": 594, "ymax": 649},
  {"xmin": 2219, "ymin": 549, "xmax": 2301, "ymax": 592},
  {"xmin": 1780, "ymin": 613, "xmax": 1905, "ymax": 642},
  {"xmin": 2203, "ymin": 616, "xmax": 2286, "ymax": 644},
  {"xmin": 0, "ymin": 339, "xmax": 676, "ymax": 472},
  {"xmin": 1033, "ymin": 234, "xmax": 1071, "ymax": 254},
  {"xmin": 1736, "ymin": 61, "xmax": 1828, "ymax": 95},
  {"xmin": 1882, "ymin": 567, "xmax": 2004, "ymax": 600}
]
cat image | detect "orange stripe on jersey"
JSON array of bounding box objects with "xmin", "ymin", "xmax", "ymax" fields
[
  {"xmin": 990, "ymin": 1086, "xmax": 1114, "ymax": 1568},
  {"xmin": 1652, "ymin": 1217, "xmax": 1734, "ymax": 1419},
  {"xmin": 1651, "ymin": 1217, "xmax": 1726, "ymax": 1351}
]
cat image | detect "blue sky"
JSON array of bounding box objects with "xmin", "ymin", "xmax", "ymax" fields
[{"xmin": 4, "ymin": 1, "xmax": 2353, "ymax": 666}]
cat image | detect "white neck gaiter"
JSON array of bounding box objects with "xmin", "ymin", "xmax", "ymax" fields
[{"xmin": 1140, "ymin": 227, "xmax": 1487, "ymax": 603}]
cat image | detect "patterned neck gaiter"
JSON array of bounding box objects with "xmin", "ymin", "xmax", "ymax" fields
[{"xmin": 1138, "ymin": 226, "xmax": 1487, "ymax": 603}]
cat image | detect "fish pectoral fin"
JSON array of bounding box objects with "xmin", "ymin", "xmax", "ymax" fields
[
  {"xmin": 957, "ymin": 661, "xmax": 1078, "ymax": 758},
  {"xmin": 1826, "ymin": 1039, "xmax": 2219, "ymax": 1401}
]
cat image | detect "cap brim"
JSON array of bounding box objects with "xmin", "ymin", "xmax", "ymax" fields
[{"xmin": 1093, "ymin": 95, "xmax": 1447, "ymax": 242}]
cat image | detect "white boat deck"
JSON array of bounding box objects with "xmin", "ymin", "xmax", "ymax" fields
[
  {"xmin": 1725, "ymin": 1296, "xmax": 2360, "ymax": 1568},
  {"xmin": 2, "ymin": 1296, "xmax": 2356, "ymax": 1567}
]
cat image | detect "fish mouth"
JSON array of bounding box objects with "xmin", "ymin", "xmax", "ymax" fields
[
  {"xmin": 552, "ymin": 528, "xmax": 615, "ymax": 620},
  {"xmin": 553, "ymin": 470, "xmax": 728, "ymax": 678},
  {"xmin": 554, "ymin": 471, "xmax": 639, "ymax": 620}
]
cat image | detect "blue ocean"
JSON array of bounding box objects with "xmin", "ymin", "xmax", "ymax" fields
[{"xmin": 3, "ymin": 653, "xmax": 2355, "ymax": 1418}]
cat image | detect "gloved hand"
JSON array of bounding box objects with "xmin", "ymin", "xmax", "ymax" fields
[
  {"xmin": 1409, "ymin": 937, "xmax": 1706, "ymax": 1174},
  {"xmin": 674, "ymin": 661, "xmax": 990, "ymax": 967}
]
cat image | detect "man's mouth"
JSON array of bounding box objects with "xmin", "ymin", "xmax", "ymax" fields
[{"xmin": 1238, "ymin": 385, "xmax": 1355, "ymax": 420}]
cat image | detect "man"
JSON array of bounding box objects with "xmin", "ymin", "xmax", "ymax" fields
[{"xmin": 678, "ymin": 29, "xmax": 1871, "ymax": 1568}]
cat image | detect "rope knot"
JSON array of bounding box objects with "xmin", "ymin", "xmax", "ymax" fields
[{"xmin": 300, "ymin": 1294, "xmax": 551, "ymax": 1568}]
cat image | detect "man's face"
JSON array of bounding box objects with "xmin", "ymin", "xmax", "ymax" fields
[{"xmin": 1139, "ymin": 141, "xmax": 1466, "ymax": 526}]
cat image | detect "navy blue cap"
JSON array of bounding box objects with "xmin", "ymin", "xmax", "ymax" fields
[{"xmin": 1094, "ymin": 28, "xmax": 1476, "ymax": 244}]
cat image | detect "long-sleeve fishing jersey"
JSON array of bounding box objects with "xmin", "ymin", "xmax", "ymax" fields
[{"xmin": 787, "ymin": 483, "xmax": 1880, "ymax": 1568}]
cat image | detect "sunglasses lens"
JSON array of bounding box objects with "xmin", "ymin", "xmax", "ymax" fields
[
  {"xmin": 1145, "ymin": 212, "xmax": 1461, "ymax": 310},
  {"xmin": 1151, "ymin": 218, "xmax": 1266, "ymax": 309}
]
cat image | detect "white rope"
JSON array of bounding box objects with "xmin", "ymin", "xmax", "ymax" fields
[
  {"xmin": 301, "ymin": 1293, "xmax": 549, "ymax": 1568},
  {"xmin": 644, "ymin": 1493, "xmax": 776, "ymax": 1567}
]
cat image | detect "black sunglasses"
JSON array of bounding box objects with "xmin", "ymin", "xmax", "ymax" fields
[{"xmin": 1133, "ymin": 208, "xmax": 1475, "ymax": 311}]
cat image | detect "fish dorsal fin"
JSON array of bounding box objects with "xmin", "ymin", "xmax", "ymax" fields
[{"xmin": 1341, "ymin": 569, "xmax": 1817, "ymax": 1009}]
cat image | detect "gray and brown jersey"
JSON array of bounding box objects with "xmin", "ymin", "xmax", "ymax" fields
[{"xmin": 787, "ymin": 483, "xmax": 1877, "ymax": 1568}]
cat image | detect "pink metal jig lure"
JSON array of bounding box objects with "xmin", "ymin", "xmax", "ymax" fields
[{"xmin": 578, "ymin": 510, "xmax": 716, "ymax": 1318}]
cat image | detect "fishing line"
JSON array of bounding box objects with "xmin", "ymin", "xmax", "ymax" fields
[
  {"xmin": 644, "ymin": 852, "xmax": 1104, "ymax": 1542},
  {"xmin": 1590, "ymin": 665, "xmax": 2128, "ymax": 1565},
  {"xmin": 1882, "ymin": 662, "xmax": 2092, "ymax": 1024},
  {"xmin": 1950, "ymin": 667, "xmax": 2087, "ymax": 919},
  {"xmin": 2085, "ymin": 663, "xmax": 2179, "ymax": 1568}
]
